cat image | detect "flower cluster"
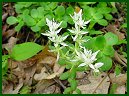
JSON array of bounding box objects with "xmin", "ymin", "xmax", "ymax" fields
[
  {"xmin": 68, "ymin": 9, "xmax": 90, "ymax": 41},
  {"xmin": 41, "ymin": 9, "xmax": 103, "ymax": 73},
  {"xmin": 41, "ymin": 18, "xmax": 68, "ymax": 48},
  {"xmin": 75, "ymin": 47, "xmax": 103, "ymax": 73}
]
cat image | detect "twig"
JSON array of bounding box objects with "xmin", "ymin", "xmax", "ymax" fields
[{"xmin": 43, "ymin": 64, "xmax": 66, "ymax": 89}]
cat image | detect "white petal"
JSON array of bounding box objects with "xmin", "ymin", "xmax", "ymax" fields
[
  {"xmin": 41, "ymin": 33, "xmax": 51, "ymax": 36},
  {"xmin": 84, "ymin": 20, "xmax": 91, "ymax": 25},
  {"xmin": 91, "ymin": 50, "xmax": 100, "ymax": 60},
  {"xmin": 89, "ymin": 64, "xmax": 95, "ymax": 69},
  {"xmin": 60, "ymin": 42, "xmax": 68, "ymax": 46},
  {"xmin": 55, "ymin": 28, "xmax": 62, "ymax": 34},
  {"xmin": 62, "ymin": 35, "xmax": 68, "ymax": 41},
  {"xmin": 94, "ymin": 62, "xmax": 103, "ymax": 68},
  {"xmin": 78, "ymin": 63, "xmax": 86, "ymax": 67},
  {"xmin": 94, "ymin": 69, "xmax": 99, "ymax": 73}
]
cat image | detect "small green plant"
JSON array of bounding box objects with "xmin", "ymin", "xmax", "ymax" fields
[
  {"xmin": 2, "ymin": 42, "xmax": 43, "ymax": 79},
  {"xmin": 41, "ymin": 9, "xmax": 119, "ymax": 94}
]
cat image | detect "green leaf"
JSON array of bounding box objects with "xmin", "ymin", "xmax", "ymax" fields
[
  {"xmin": 89, "ymin": 30, "xmax": 103, "ymax": 35},
  {"xmin": 97, "ymin": 56, "xmax": 112, "ymax": 71},
  {"xmin": 105, "ymin": 14, "xmax": 113, "ymax": 20},
  {"xmin": 37, "ymin": 18, "xmax": 46, "ymax": 27},
  {"xmin": 58, "ymin": 58, "xmax": 66, "ymax": 65},
  {"xmin": 98, "ymin": 19, "xmax": 108, "ymax": 26},
  {"xmin": 31, "ymin": 9, "xmax": 38, "ymax": 18},
  {"xmin": 59, "ymin": 71, "xmax": 69, "ymax": 80},
  {"xmin": 6, "ymin": 16, "xmax": 18, "ymax": 25},
  {"xmin": 121, "ymin": 23, "xmax": 127, "ymax": 28},
  {"xmin": 69, "ymin": 79, "xmax": 77, "ymax": 90},
  {"xmin": 37, "ymin": 7, "xmax": 45, "ymax": 18},
  {"xmin": 66, "ymin": 6, "xmax": 74, "ymax": 15},
  {"xmin": 2, "ymin": 55, "xmax": 9, "ymax": 77},
  {"xmin": 75, "ymin": 88, "xmax": 81, "ymax": 94},
  {"xmin": 31, "ymin": 25, "xmax": 41, "ymax": 32},
  {"xmin": 109, "ymin": 83, "xmax": 118, "ymax": 94},
  {"xmin": 70, "ymin": 68, "xmax": 76, "ymax": 79},
  {"xmin": 20, "ymin": 86, "xmax": 31, "ymax": 94},
  {"xmin": 95, "ymin": 35, "xmax": 106, "ymax": 50},
  {"xmin": 11, "ymin": 42, "xmax": 43, "ymax": 61},
  {"xmin": 103, "ymin": 45, "xmax": 115, "ymax": 57},
  {"xmin": 55, "ymin": 6, "xmax": 65, "ymax": 16},
  {"xmin": 104, "ymin": 32, "xmax": 119, "ymax": 45},
  {"xmin": 60, "ymin": 21, "xmax": 67, "ymax": 28},
  {"xmin": 15, "ymin": 21, "xmax": 24, "ymax": 32},
  {"xmin": 115, "ymin": 65, "xmax": 121, "ymax": 76},
  {"xmin": 63, "ymin": 87, "xmax": 72, "ymax": 94},
  {"xmin": 23, "ymin": 14, "xmax": 36, "ymax": 26}
]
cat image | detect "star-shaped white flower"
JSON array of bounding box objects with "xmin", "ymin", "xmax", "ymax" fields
[
  {"xmin": 74, "ymin": 47, "xmax": 103, "ymax": 72},
  {"xmin": 70, "ymin": 9, "xmax": 90, "ymax": 29}
]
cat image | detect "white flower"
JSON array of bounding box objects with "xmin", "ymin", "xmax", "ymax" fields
[
  {"xmin": 46, "ymin": 18, "xmax": 62, "ymax": 32},
  {"xmin": 75, "ymin": 47, "xmax": 103, "ymax": 72},
  {"xmin": 89, "ymin": 63, "xmax": 103, "ymax": 73},
  {"xmin": 70, "ymin": 9, "xmax": 90, "ymax": 28}
]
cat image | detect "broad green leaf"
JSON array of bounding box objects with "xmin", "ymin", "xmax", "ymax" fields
[
  {"xmin": 121, "ymin": 23, "xmax": 127, "ymax": 28},
  {"xmin": 115, "ymin": 65, "xmax": 121, "ymax": 76},
  {"xmin": 89, "ymin": 30, "xmax": 103, "ymax": 35},
  {"xmin": 37, "ymin": 7, "xmax": 45, "ymax": 18},
  {"xmin": 63, "ymin": 87, "xmax": 72, "ymax": 94},
  {"xmin": 55, "ymin": 6, "xmax": 65, "ymax": 16},
  {"xmin": 103, "ymin": 45, "xmax": 115, "ymax": 57},
  {"xmin": 104, "ymin": 32, "xmax": 119, "ymax": 45},
  {"xmin": 105, "ymin": 14, "xmax": 113, "ymax": 20},
  {"xmin": 23, "ymin": 14, "xmax": 36, "ymax": 26},
  {"xmin": 66, "ymin": 6, "xmax": 74, "ymax": 15},
  {"xmin": 70, "ymin": 79, "xmax": 77, "ymax": 90},
  {"xmin": 93, "ymin": 13, "xmax": 103, "ymax": 20},
  {"xmin": 20, "ymin": 86, "xmax": 31, "ymax": 94},
  {"xmin": 60, "ymin": 21, "xmax": 67, "ymax": 28},
  {"xmin": 95, "ymin": 35, "xmax": 106, "ymax": 50},
  {"xmin": 98, "ymin": 19, "xmax": 108, "ymax": 26},
  {"xmin": 31, "ymin": 9, "xmax": 38, "ymax": 18},
  {"xmin": 15, "ymin": 21, "xmax": 24, "ymax": 32},
  {"xmin": 59, "ymin": 71, "xmax": 69, "ymax": 80},
  {"xmin": 37, "ymin": 18, "xmax": 46, "ymax": 27},
  {"xmin": 109, "ymin": 83, "xmax": 118, "ymax": 94},
  {"xmin": 75, "ymin": 88, "xmax": 81, "ymax": 94},
  {"xmin": 31, "ymin": 25, "xmax": 41, "ymax": 32},
  {"xmin": 48, "ymin": 2, "xmax": 58, "ymax": 10},
  {"xmin": 6, "ymin": 16, "xmax": 18, "ymax": 25},
  {"xmin": 58, "ymin": 58, "xmax": 66, "ymax": 65},
  {"xmin": 11, "ymin": 42, "xmax": 43, "ymax": 61},
  {"xmin": 70, "ymin": 68, "xmax": 76, "ymax": 79},
  {"xmin": 2, "ymin": 55, "xmax": 9, "ymax": 77},
  {"xmin": 97, "ymin": 56, "xmax": 112, "ymax": 71}
]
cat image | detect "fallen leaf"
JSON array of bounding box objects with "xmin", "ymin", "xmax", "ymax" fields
[
  {"xmin": 114, "ymin": 85, "xmax": 126, "ymax": 94},
  {"xmin": 109, "ymin": 73, "xmax": 127, "ymax": 85},
  {"xmin": 34, "ymin": 67, "xmax": 49, "ymax": 81},
  {"xmin": 33, "ymin": 79, "xmax": 55, "ymax": 94},
  {"xmin": 106, "ymin": 24, "xmax": 125, "ymax": 40},
  {"xmin": 53, "ymin": 62, "xmax": 65, "ymax": 77},
  {"xmin": 39, "ymin": 56, "xmax": 56, "ymax": 67},
  {"xmin": 76, "ymin": 72, "xmax": 86, "ymax": 79},
  {"xmin": 114, "ymin": 51, "xmax": 127, "ymax": 67},
  {"xmin": 73, "ymin": 73, "xmax": 110, "ymax": 94}
]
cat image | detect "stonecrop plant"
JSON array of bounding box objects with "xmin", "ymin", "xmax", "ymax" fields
[{"xmin": 41, "ymin": 9, "xmax": 105, "ymax": 94}]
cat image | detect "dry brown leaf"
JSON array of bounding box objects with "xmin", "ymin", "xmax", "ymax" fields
[
  {"xmin": 76, "ymin": 72, "xmax": 86, "ymax": 79},
  {"xmin": 33, "ymin": 79, "xmax": 55, "ymax": 94},
  {"xmin": 39, "ymin": 56, "xmax": 56, "ymax": 67},
  {"xmin": 74, "ymin": 73, "xmax": 110, "ymax": 94},
  {"xmin": 2, "ymin": 37, "xmax": 18, "ymax": 51},
  {"xmin": 106, "ymin": 24, "xmax": 125, "ymax": 40},
  {"xmin": 114, "ymin": 51, "xmax": 127, "ymax": 67},
  {"xmin": 24, "ymin": 64, "xmax": 37, "ymax": 85},
  {"xmin": 114, "ymin": 85, "xmax": 126, "ymax": 94},
  {"xmin": 109, "ymin": 73, "xmax": 127, "ymax": 85},
  {"xmin": 45, "ymin": 72, "xmax": 59, "ymax": 79},
  {"xmin": 53, "ymin": 62, "xmax": 65, "ymax": 77},
  {"xmin": 34, "ymin": 67, "xmax": 49, "ymax": 81}
]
